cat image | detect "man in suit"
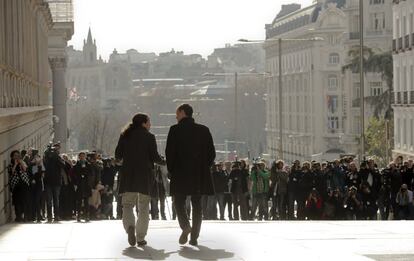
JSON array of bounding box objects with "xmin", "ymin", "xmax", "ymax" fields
[
  {"xmin": 115, "ymin": 113, "xmax": 164, "ymax": 247},
  {"xmin": 166, "ymin": 104, "xmax": 216, "ymax": 246}
]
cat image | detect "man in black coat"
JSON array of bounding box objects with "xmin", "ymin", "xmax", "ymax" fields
[
  {"xmin": 43, "ymin": 143, "xmax": 65, "ymax": 222},
  {"xmin": 115, "ymin": 113, "xmax": 164, "ymax": 247},
  {"xmin": 166, "ymin": 104, "xmax": 216, "ymax": 246}
]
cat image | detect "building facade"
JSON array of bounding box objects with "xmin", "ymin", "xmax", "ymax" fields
[
  {"xmin": 265, "ymin": 0, "xmax": 392, "ymax": 163},
  {"xmin": 0, "ymin": 0, "xmax": 73, "ymax": 224},
  {"xmin": 392, "ymin": 0, "xmax": 414, "ymax": 159}
]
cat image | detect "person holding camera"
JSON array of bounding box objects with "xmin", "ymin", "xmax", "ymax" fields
[
  {"xmin": 250, "ymin": 162, "xmax": 270, "ymax": 221},
  {"xmin": 8, "ymin": 150, "xmax": 30, "ymax": 222},
  {"xmin": 228, "ymin": 161, "xmax": 249, "ymax": 221},
  {"xmin": 305, "ymin": 188, "xmax": 323, "ymax": 220},
  {"xmin": 288, "ymin": 160, "xmax": 303, "ymax": 220},
  {"xmin": 73, "ymin": 152, "xmax": 92, "ymax": 222},
  {"xmin": 359, "ymin": 182, "xmax": 378, "ymax": 220},
  {"xmin": 344, "ymin": 186, "xmax": 362, "ymax": 220},
  {"xmin": 270, "ymin": 160, "xmax": 288, "ymax": 220},
  {"xmin": 43, "ymin": 143, "xmax": 65, "ymax": 222},
  {"xmin": 27, "ymin": 154, "xmax": 46, "ymax": 222},
  {"xmin": 395, "ymin": 184, "xmax": 413, "ymax": 220}
]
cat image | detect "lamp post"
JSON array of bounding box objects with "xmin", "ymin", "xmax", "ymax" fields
[
  {"xmin": 359, "ymin": 0, "xmax": 365, "ymax": 161},
  {"xmin": 239, "ymin": 37, "xmax": 323, "ymax": 160},
  {"xmin": 203, "ymin": 71, "xmax": 268, "ymax": 148}
]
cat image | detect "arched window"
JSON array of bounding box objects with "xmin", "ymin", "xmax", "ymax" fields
[{"xmin": 329, "ymin": 53, "xmax": 340, "ymax": 64}]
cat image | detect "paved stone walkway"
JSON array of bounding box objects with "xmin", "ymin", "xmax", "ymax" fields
[{"xmin": 0, "ymin": 220, "xmax": 413, "ymax": 260}]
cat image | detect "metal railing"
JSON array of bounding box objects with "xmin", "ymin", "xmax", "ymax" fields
[
  {"xmin": 398, "ymin": 37, "xmax": 403, "ymax": 50},
  {"xmin": 45, "ymin": 0, "xmax": 74, "ymax": 23},
  {"xmin": 393, "ymin": 39, "xmax": 397, "ymax": 52},
  {"xmin": 411, "ymin": 91, "xmax": 414, "ymax": 104},
  {"xmin": 405, "ymin": 35, "xmax": 410, "ymax": 49},
  {"xmin": 403, "ymin": 91, "xmax": 408, "ymax": 104}
]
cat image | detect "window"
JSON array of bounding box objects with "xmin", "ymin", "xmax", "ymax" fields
[
  {"xmin": 354, "ymin": 82, "xmax": 360, "ymax": 99},
  {"xmin": 327, "ymin": 95, "xmax": 338, "ymax": 114},
  {"xmin": 369, "ymin": 82, "xmax": 383, "ymax": 96},
  {"xmin": 370, "ymin": 13, "xmax": 385, "ymax": 31},
  {"xmin": 329, "ymin": 53, "xmax": 340, "ymax": 64},
  {"xmin": 328, "ymin": 117, "xmax": 339, "ymax": 130},
  {"xmin": 328, "ymin": 75, "xmax": 338, "ymax": 89}
]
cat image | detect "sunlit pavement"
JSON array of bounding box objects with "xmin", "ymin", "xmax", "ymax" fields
[{"xmin": 0, "ymin": 220, "xmax": 413, "ymax": 261}]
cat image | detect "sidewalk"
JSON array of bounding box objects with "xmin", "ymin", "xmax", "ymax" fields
[{"xmin": 0, "ymin": 220, "xmax": 413, "ymax": 260}]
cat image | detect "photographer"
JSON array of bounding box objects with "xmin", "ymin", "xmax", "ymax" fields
[
  {"xmin": 288, "ymin": 160, "xmax": 303, "ymax": 220},
  {"xmin": 305, "ymin": 188, "xmax": 323, "ymax": 220},
  {"xmin": 323, "ymin": 188, "xmax": 344, "ymax": 220},
  {"xmin": 73, "ymin": 152, "xmax": 92, "ymax": 222},
  {"xmin": 27, "ymin": 154, "xmax": 45, "ymax": 222},
  {"xmin": 210, "ymin": 163, "xmax": 227, "ymax": 220},
  {"xmin": 344, "ymin": 186, "xmax": 362, "ymax": 220},
  {"xmin": 250, "ymin": 162, "xmax": 270, "ymax": 221},
  {"xmin": 359, "ymin": 183, "xmax": 378, "ymax": 220},
  {"xmin": 229, "ymin": 161, "xmax": 249, "ymax": 220},
  {"xmin": 395, "ymin": 184, "xmax": 413, "ymax": 220},
  {"xmin": 270, "ymin": 160, "xmax": 288, "ymax": 220},
  {"xmin": 346, "ymin": 162, "xmax": 360, "ymax": 189},
  {"xmin": 43, "ymin": 143, "xmax": 65, "ymax": 222},
  {"xmin": 7, "ymin": 150, "xmax": 30, "ymax": 222}
]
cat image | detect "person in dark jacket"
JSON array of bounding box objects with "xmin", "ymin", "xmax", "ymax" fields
[
  {"xmin": 73, "ymin": 152, "xmax": 92, "ymax": 222},
  {"xmin": 211, "ymin": 163, "xmax": 227, "ymax": 220},
  {"xmin": 229, "ymin": 161, "xmax": 250, "ymax": 221},
  {"xmin": 43, "ymin": 143, "xmax": 65, "ymax": 222},
  {"xmin": 27, "ymin": 154, "xmax": 46, "ymax": 222},
  {"xmin": 166, "ymin": 104, "xmax": 216, "ymax": 246},
  {"xmin": 115, "ymin": 113, "xmax": 164, "ymax": 247}
]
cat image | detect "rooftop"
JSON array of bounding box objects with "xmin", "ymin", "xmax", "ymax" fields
[{"xmin": 45, "ymin": 0, "xmax": 74, "ymax": 23}]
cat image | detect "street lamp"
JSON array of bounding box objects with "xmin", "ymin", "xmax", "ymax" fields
[
  {"xmin": 359, "ymin": 0, "xmax": 365, "ymax": 161},
  {"xmin": 238, "ymin": 37, "xmax": 323, "ymax": 161},
  {"xmin": 203, "ymin": 71, "xmax": 269, "ymax": 148}
]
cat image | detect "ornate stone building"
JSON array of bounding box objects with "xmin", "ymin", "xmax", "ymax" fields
[
  {"xmin": 265, "ymin": 0, "xmax": 392, "ymax": 162},
  {"xmin": 0, "ymin": 0, "xmax": 73, "ymax": 224},
  {"xmin": 392, "ymin": 0, "xmax": 414, "ymax": 159}
]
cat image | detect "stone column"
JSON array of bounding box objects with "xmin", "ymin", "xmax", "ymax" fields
[{"xmin": 49, "ymin": 57, "xmax": 68, "ymax": 151}]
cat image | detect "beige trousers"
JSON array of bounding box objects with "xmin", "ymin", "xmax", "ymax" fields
[{"xmin": 122, "ymin": 192, "xmax": 151, "ymax": 241}]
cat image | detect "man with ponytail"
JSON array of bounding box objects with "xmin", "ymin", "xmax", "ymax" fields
[{"xmin": 115, "ymin": 113, "xmax": 164, "ymax": 247}]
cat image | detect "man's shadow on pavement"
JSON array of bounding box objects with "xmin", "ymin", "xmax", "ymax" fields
[
  {"xmin": 122, "ymin": 246, "xmax": 177, "ymax": 260},
  {"xmin": 179, "ymin": 245, "xmax": 235, "ymax": 260}
]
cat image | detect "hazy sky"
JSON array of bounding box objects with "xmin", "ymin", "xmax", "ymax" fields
[{"xmin": 69, "ymin": 0, "xmax": 314, "ymax": 59}]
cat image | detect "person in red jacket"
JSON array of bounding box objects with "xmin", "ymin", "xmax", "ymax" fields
[{"xmin": 306, "ymin": 188, "xmax": 323, "ymax": 220}]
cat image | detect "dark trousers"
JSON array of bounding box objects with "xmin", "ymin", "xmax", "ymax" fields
[
  {"xmin": 30, "ymin": 186, "xmax": 43, "ymax": 221},
  {"xmin": 12, "ymin": 183, "xmax": 30, "ymax": 222},
  {"xmin": 151, "ymin": 195, "xmax": 166, "ymax": 219},
  {"xmin": 223, "ymin": 193, "xmax": 233, "ymax": 219},
  {"xmin": 76, "ymin": 197, "xmax": 90, "ymax": 219},
  {"xmin": 173, "ymin": 194, "xmax": 202, "ymax": 241},
  {"xmin": 232, "ymin": 192, "xmax": 249, "ymax": 220},
  {"xmin": 46, "ymin": 186, "xmax": 61, "ymax": 220}
]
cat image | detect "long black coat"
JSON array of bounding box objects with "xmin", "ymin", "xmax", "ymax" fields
[
  {"xmin": 115, "ymin": 127, "xmax": 163, "ymax": 195},
  {"xmin": 166, "ymin": 117, "xmax": 216, "ymax": 196}
]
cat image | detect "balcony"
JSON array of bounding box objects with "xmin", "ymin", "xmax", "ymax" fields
[
  {"xmin": 412, "ymin": 33, "xmax": 414, "ymax": 47},
  {"xmin": 405, "ymin": 35, "xmax": 410, "ymax": 50},
  {"xmin": 403, "ymin": 91, "xmax": 408, "ymax": 104},
  {"xmin": 395, "ymin": 91, "xmax": 402, "ymax": 105},
  {"xmin": 393, "ymin": 39, "xmax": 397, "ymax": 52},
  {"xmin": 349, "ymin": 32, "xmax": 360, "ymax": 40},
  {"xmin": 45, "ymin": 0, "xmax": 74, "ymax": 23},
  {"xmin": 398, "ymin": 37, "xmax": 403, "ymax": 50},
  {"xmin": 411, "ymin": 91, "xmax": 414, "ymax": 104}
]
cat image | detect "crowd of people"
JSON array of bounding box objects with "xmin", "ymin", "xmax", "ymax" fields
[
  {"xmin": 7, "ymin": 143, "xmax": 414, "ymax": 223},
  {"xmin": 7, "ymin": 143, "xmax": 119, "ymax": 223},
  {"xmin": 206, "ymin": 156, "xmax": 414, "ymax": 221}
]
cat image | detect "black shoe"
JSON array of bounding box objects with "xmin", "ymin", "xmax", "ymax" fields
[
  {"xmin": 127, "ymin": 226, "xmax": 136, "ymax": 247},
  {"xmin": 137, "ymin": 240, "xmax": 147, "ymax": 247},
  {"xmin": 77, "ymin": 216, "xmax": 81, "ymax": 222},
  {"xmin": 189, "ymin": 239, "xmax": 198, "ymax": 246},
  {"xmin": 179, "ymin": 226, "xmax": 192, "ymax": 245}
]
